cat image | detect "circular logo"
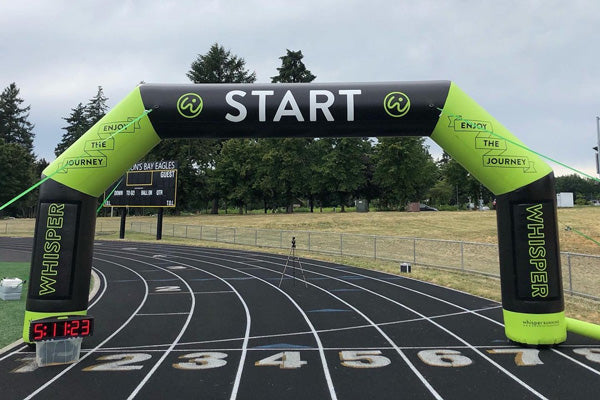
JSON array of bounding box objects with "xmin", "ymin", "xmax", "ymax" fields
[
  {"xmin": 383, "ymin": 92, "xmax": 410, "ymax": 118},
  {"xmin": 177, "ymin": 93, "xmax": 203, "ymax": 118}
]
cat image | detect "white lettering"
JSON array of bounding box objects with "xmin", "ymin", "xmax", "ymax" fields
[
  {"xmin": 225, "ymin": 90, "xmax": 247, "ymax": 122},
  {"xmin": 309, "ymin": 90, "xmax": 335, "ymax": 121},
  {"xmin": 273, "ymin": 90, "xmax": 304, "ymax": 122},
  {"xmin": 251, "ymin": 90, "xmax": 274, "ymax": 122},
  {"xmin": 339, "ymin": 89, "xmax": 361, "ymax": 121}
]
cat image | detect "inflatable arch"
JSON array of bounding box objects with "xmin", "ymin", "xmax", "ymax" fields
[{"xmin": 24, "ymin": 81, "xmax": 567, "ymax": 345}]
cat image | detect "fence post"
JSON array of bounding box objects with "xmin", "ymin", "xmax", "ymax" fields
[
  {"xmin": 234, "ymin": 227, "xmax": 237, "ymax": 244},
  {"xmin": 216, "ymin": 227, "xmax": 219, "ymax": 242},
  {"xmin": 374, "ymin": 236, "xmax": 377, "ymax": 259},
  {"xmin": 460, "ymin": 241, "xmax": 464, "ymax": 270},
  {"xmin": 308, "ymin": 232, "xmax": 311, "ymax": 252},
  {"xmin": 413, "ymin": 238, "xmax": 417, "ymax": 263},
  {"xmin": 185, "ymin": 225, "xmax": 188, "ymax": 238},
  {"xmin": 567, "ymin": 253, "xmax": 573, "ymax": 295},
  {"xmin": 280, "ymin": 231, "xmax": 283, "ymax": 249},
  {"xmin": 255, "ymin": 229, "xmax": 258, "ymax": 246},
  {"xmin": 340, "ymin": 234, "xmax": 343, "ymax": 256},
  {"xmin": 172, "ymin": 224, "xmax": 175, "ymax": 237},
  {"xmin": 200, "ymin": 225, "xmax": 203, "ymax": 240}
]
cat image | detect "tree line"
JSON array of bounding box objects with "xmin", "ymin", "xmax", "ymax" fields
[{"xmin": 1, "ymin": 44, "xmax": 599, "ymax": 217}]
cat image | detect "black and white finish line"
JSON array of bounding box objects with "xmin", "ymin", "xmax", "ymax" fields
[{"xmin": 1, "ymin": 237, "xmax": 600, "ymax": 400}]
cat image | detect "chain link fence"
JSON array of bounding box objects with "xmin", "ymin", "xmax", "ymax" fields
[
  {"xmin": 103, "ymin": 220, "xmax": 600, "ymax": 301},
  {"xmin": 3, "ymin": 219, "xmax": 599, "ymax": 300}
]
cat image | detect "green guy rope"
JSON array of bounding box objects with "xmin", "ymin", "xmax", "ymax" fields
[{"xmin": 96, "ymin": 177, "xmax": 124, "ymax": 213}]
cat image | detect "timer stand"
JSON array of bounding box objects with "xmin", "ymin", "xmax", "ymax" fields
[{"xmin": 278, "ymin": 237, "xmax": 308, "ymax": 288}]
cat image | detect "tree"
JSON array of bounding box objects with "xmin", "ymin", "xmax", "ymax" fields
[
  {"xmin": 146, "ymin": 44, "xmax": 257, "ymax": 213},
  {"xmin": 54, "ymin": 103, "xmax": 88, "ymax": 156},
  {"xmin": 213, "ymin": 139, "xmax": 260, "ymax": 213},
  {"xmin": 0, "ymin": 139, "xmax": 35, "ymax": 217},
  {"xmin": 54, "ymin": 87, "xmax": 109, "ymax": 157},
  {"xmin": 314, "ymin": 138, "xmax": 370, "ymax": 211},
  {"xmin": 256, "ymin": 138, "xmax": 312, "ymax": 213},
  {"xmin": 187, "ymin": 43, "xmax": 256, "ymax": 84},
  {"xmin": 555, "ymin": 174, "xmax": 600, "ymax": 203},
  {"xmin": 271, "ymin": 50, "xmax": 316, "ymax": 83},
  {"xmin": 85, "ymin": 86, "xmax": 108, "ymax": 126},
  {"xmin": 438, "ymin": 152, "xmax": 494, "ymax": 208},
  {"xmin": 269, "ymin": 49, "xmax": 316, "ymax": 212},
  {"xmin": 373, "ymin": 137, "xmax": 437, "ymax": 209},
  {"xmin": 0, "ymin": 83, "xmax": 35, "ymax": 154}
]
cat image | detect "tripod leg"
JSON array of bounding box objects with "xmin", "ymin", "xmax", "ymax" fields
[
  {"xmin": 296, "ymin": 257, "xmax": 308, "ymax": 288},
  {"xmin": 278, "ymin": 246, "xmax": 294, "ymax": 288}
]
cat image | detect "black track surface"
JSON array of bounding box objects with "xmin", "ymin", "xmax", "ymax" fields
[{"xmin": 1, "ymin": 237, "xmax": 600, "ymax": 399}]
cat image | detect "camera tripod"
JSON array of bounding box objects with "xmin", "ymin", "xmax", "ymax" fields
[{"xmin": 278, "ymin": 237, "xmax": 308, "ymax": 288}]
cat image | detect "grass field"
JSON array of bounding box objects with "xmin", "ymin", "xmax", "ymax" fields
[
  {"xmin": 2, "ymin": 207, "xmax": 600, "ymax": 347},
  {"xmin": 89, "ymin": 206, "xmax": 600, "ymax": 254},
  {"xmin": 0, "ymin": 262, "xmax": 28, "ymax": 348}
]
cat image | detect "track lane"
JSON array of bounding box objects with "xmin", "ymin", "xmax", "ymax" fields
[
  {"xmin": 170, "ymin": 245, "xmax": 549, "ymax": 400},
  {"xmin": 3, "ymin": 238, "xmax": 600, "ymax": 400}
]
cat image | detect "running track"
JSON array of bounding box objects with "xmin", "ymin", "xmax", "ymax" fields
[{"xmin": 1, "ymin": 237, "xmax": 600, "ymax": 399}]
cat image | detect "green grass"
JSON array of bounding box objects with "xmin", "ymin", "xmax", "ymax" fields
[{"xmin": 0, "ymin": 262, "xmax": 29, "ymax": 348}]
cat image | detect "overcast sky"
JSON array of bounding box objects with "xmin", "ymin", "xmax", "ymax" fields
[{"xmin": 1, "ymin": 0, "xmax": 599, "ymax": 177}]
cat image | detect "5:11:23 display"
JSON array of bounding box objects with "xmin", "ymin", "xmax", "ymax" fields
[{"xmin": 30, "ymin": 317, "xmax": 94, "ymax": 341}]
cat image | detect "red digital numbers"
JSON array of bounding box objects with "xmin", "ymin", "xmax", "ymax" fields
[
  {"xmin": 30, "ymin": 316, "xmax": 94, "ymax": 342},
  {"xmin": 81, "ymin": 319, "xmax": 90, "ymax": 336},
  {"xmin": 32, "ymin": 323, "xmax": 46, "ymax": 341}
]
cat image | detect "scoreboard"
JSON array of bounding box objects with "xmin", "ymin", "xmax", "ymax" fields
[{"xmin": 103, "ymin": 160, "xmax": 177, "ymax": 207}]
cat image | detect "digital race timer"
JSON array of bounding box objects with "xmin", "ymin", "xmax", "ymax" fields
[{"xmin": 29, "ymin": 316, "xmax": 94, "ymax": 341}]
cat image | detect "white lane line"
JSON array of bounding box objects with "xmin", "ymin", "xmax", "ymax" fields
[
  {"xmin": 136, "ymin": 312, "xmax": 191, "ymax": 316},
  {"xmin": 107, "ymin": 251, "xmax": 252, "ymax": 400},
  {"xmin": 129, "ymin": 247, "xmax": 338, "ymax": 400},
  {"xmin": 86, "ymin": 344, "xmax": 524, "ymax": 353},
  {"xmin": 186, "ymin": 251, "xmax": 442, "ymax": 400},
  {"xmin": 191, "ymin": 248, "xmax": 549, "ymax": 400},
  {"xmin": 23, "ymin": 258, "xmax": 149, "ymax": 400},
  {"xmin": 95, "ymin": 304, "xmax": 502, "ymax": 352},
  {"xmin": 149, "ymin": 290, "xmax": 234, "ymax": 295},
  {"xmin": 0, "ymin": 344, "xmax": 27, "ymax": 362},
  {"xmin": 89, "ymin": 267, "xmax": 109, "ymax": 309},
  {"xmin": 282, "ymin": 256, "xmax": 600, "ymax": 377},
  {"xmin": 92, "ymin": 251, "xmax": 196, "ymax": 400}
]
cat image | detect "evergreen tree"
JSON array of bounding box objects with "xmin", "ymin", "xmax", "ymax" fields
[
  {"xmin": 85, "ymin": 86, "xmax": 108, "ymax": 126},
  {"xmin": 54, "ymin": 103, "xmax": 88, "ymax": 156},
  {"xmin": 271, "ymin": 50, "xmax": 316, "ymax": 83},
  {"xmin": 187, "ymin": 43, "xmax": 256, "ymax": 84},
  {"xmin": 0, "ymin": 82, "xmax": 35, "ymax": 153},
  {"xmin": 0, "ymin": 139, "xmax": 35, "ymax": 216},
  {"xmin": 268, "ymin": 49, "xmax": 316, "ymax": 212},
  {"xmin": 145, "ymin": 44, "xmax": 257, "ymax": 213}
]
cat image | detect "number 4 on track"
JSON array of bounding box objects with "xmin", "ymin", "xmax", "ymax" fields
[{"xmin": 255, "ymin": 352, "xmax": 307, "ymax": 369}]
